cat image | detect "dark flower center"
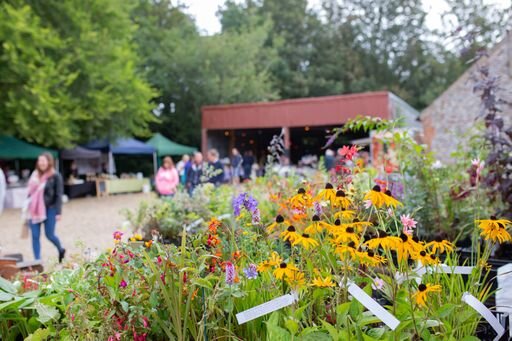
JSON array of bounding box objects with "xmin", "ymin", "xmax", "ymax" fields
[
  {"xmin": 412, "ymin": 236, "xmax": 419, "ymax": 243},
  {"xmin": 302, "ymin": 233, "xmax": 310, "ymax": 238},
  {"xmin": 348, "ymin": 241, "xmax": 356, "ymax": 248},
  {"xmin": 334, "ymin": 219, "xmax": 341, "ymax": 226},
  {"xmin": 336, "ymin": 190, "xmax": 346, "ymax": 197},
  {"xmin": 430, "ymin": 254, "xmax": 436, "ymax": 260},
  {"xmin": 325, "ymin": 183, "xmax": 334, "ymax": 189},
  {"xmin": 385, "ymin": 190, "xmax": 392, "ymax": 197},
  {"xmin": 280, "ymin": 263, "xmax": 287, "ymax": 269},
  {"xmin": 498, "ymin": 223, "xmax": 504, "ymax": 229},
  {"xmin": 434, "ymin": 236, "xmax": 443, "ymax": 243},
  {"xmin": 378, "ymin": 231, "xmax": 388, "ymax": 238},
  {"xmin": 420, "ymin": 251, "xmax": 426, "ymax": 257},
  {"xmin": 400, "ymin": 233, "xmax": 408, "ymax": 242},
  {"xmin": 353, "ymin": 218, "xmax": 360, "ymax": 223},
  {"xmin": 298, "ymin": 188, "xmax": 306, "ymax": 194},
  {"xmin": 287, "ymin": 225, "xmax": 296, "ymax": 232},
  {"xmin": 418, "ymin": 284, "xmax": 427, "ymax": 292},
  {"xmin": 276, "ymin": 215, "xmax": 284, "ymax": 223},
  {"xmin": 346, "ymin": 227, "xmax": 354, "ymax": 233},
  {"xmin": 367, "ymin": 250, "xmax": 375, "ymax": 257},
  {"xmin": 490, "ymin": 215, "xmax": 497, "ymax": 220},
  {"xmin": 372, "ymin": 185, "xmax": 381, "ymax": 192},
  {"xmin": 312, "ymin": 215, "xmax": 320, "ymax": 222}
]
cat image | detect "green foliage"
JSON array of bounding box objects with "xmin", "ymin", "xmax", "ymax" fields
[{"xmin": 0, "ymin": 0, "xmax": 157, "ymax": 148}]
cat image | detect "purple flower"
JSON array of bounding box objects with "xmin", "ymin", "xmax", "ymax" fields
[
  {"xmin": 251, "ymin": 208, "xmax": 261, "ymax": 224},
  {"xmin": 243, "ymin": 264, "xmax": 258, "ymax": 280},
  {"xmin": 119, "ymin": 279, "xmax": 127, "ymax": 288},
  {"xmin": 313, "ymin": 201, "xmax": 323, "ymax": 216},
  {"xmin": 232, "ymin": 193, "xmax": 259, "ymax": 222},
  {"xmin": 225, "ymin": 261, "xmax": 236, "ymax": 285}
]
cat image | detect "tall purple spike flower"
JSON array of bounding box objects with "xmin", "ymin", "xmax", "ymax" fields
[
  {"xmin": 232, "ymin": 193, "xmax": 259, "ymax": 222},
  {"xmin": 225, "ymin": 261, "xmax": 236, "ymax": 285}
]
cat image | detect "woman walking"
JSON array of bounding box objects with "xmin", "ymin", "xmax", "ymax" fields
[
  {"xmin": 27, "ymin": 153, "xmax": 65, "ymax": 262},
  {"xmin": 155, "ymin": 156, "xmax": 179, "ymax": 197}
]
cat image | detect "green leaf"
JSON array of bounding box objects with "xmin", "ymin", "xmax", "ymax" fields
[
  {"xmin": 336, "ymin": 302, "xmax": 351, "ymax": 319},
  {"xmin": 438, "ymin": 303, "xmax": 456, "ymax": 318},
  {"xmin": 320, "ymin": 319, "xmax": 339, "ymax": 339},
  {"xmin": 191, "ymin": 277, "xmax": 213, "ymax": 289},
  {"xmin": 35, "ymin": 302, "xmax": 60, "ymax": 324},
  {"xmin": 24, "ymin": 328, "xmax": 51, "ymax": 341},
  {"xmin": 0, "ymin": 276, "xmax": 17, "ymax": 294},
  {"xmin": 284, "ymin": 318, "xmax": 299, "ymax": 335},
  {"xmin": 0, "ymin": 291, "xmax": 14, "ymax": 301},
  {"xmin": 299, "ymin": 331, "xmax": 332, "ymax": 341}
]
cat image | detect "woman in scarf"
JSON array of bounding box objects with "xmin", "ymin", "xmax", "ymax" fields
[
  {"xmin": 28, "ymin": 153, "xmax": 65, "ymax": 262},
  {"xmin": 155, "ymin": 156, "xmax": 179, "ymax": 197}
]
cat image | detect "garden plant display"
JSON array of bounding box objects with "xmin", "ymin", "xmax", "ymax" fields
[{"xmin": 0, "ymin": 121, "xmax": 510, "ymax": 340}]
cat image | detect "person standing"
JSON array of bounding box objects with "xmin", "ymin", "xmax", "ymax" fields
[
  {"xmin": 155, "ymin": 157, "xmax": 179, "ymax": 197},
  {"xmin": 186, "ymin": 152, "xmax": 204, "ymax": 195},
  {"xmin": 324, "ymin": 149, "xmax": 335, "ymax": 171},
  {"xmin": 27, "ymin": 153, "xmax": 65, "ymax": 262},
  {"xmin": 230, "ymin": 148, "xmax": 243, "ymax": 184},
  {"xmin": 207, "ymin": 149, "xmax": 224, "ymax": 186},
  {"xmin": 242, "ymin": 150, "xmax": 255, "ymax": 181},
  {"xmin": 176, "ymin": 154, "xmax": 190, "ymax": 185}
]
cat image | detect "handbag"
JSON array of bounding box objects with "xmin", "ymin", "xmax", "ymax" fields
[
  {"xmin": 20, "ymin": 220, "xmax": 29, "ymax": 239},
  {"xmin": 20, "ymin": 196, "xmax": 31, "ymax": 239}
]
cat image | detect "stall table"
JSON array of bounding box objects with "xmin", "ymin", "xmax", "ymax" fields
[
  {"xmin": 65, "ymin": 182, "xmax": 97, "ymax": 199},
  {"xmin": 96, "ymin": 178, "xmax": 150, "ymax": 196}
]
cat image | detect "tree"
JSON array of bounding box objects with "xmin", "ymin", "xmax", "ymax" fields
[
  {"xmin": 0, "ymin": 0, "xmax": 157, "ymax": 148},
  {"xmin": 134, "ymin": 0, "xmax": 278, "ymax": 146}
]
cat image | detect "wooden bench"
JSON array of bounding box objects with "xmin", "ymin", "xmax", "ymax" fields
[{"xmin": 0, "ymin": 257, "xmax": 43, "ymax": 280}]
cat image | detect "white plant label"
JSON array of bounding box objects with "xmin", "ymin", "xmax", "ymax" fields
[
  {"xmin": 347, "ymin": 282, "xmax": 400, "ymax": 330},
  {"xmin": 462, "ymin": 292, "xmax": 505, "ymax": 341},
  {"xmin": 236, "ymin": 292, "xmax": 298, "ymax": 325},
  {"xmin": 433, "ymin": 264, "xmax": 474, "ymax": 275}
]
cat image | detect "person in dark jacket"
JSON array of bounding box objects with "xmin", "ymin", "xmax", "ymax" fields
[
  {"xmin": 27, "ymin": 153, "xmax": 65, "ymax": 262},
  {"xmin": 186, "ymin": 152, "xmax": 204, "ymax": 195},
  {"xmin": 207, "ymin": 149, "xmax": 224, "ymax": 186}
]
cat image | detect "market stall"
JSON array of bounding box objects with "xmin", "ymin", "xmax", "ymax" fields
[
  {"xmin": 0, "ymin": 136, "xmax": 57, "ymax": 209},
  {"xmin": 60, "ymin": 146, "xmax": 102, "ymax": 199},
  {"xmin": 83, "ymin": 138, "xmax": 156, "ymax": 196},
  {"xmin": 146, "ymin": 133, "xmax": 197, "ymax": 157}
]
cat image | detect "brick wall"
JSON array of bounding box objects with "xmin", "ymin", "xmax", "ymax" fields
[{"xmin": 420, "ymin": 33, "xmax": 512, "ymax": 163}]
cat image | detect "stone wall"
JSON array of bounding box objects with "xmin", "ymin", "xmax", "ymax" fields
[{"xmin": 421, "ymin": 33, "xmax": 512, "ymax": 163}]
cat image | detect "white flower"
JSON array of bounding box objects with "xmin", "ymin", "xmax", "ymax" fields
[
  {"xmin": 432, "ymin": 160, "xmax": 443, "ymax": 169},
  {"xmin": 372, "ymin": 277, "xmax": 385, "ymax": 290}
]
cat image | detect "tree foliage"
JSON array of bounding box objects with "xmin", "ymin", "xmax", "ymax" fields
[{"xmin": 0, "ymin": 0, "xmax": 156, "ymax": 148}]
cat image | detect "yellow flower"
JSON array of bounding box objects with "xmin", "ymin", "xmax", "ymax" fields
[
  {"xmin": 334, "ymin": 242, "xmax": 358, "ymax": 261},
  {"xmin": 363, "ymin": 185, "xmax": 402, "ymax": 208},
  {"xmin": 333, "ymin": 209, "xmax": 356, "ymax": 221},
  {"xmin": 292, "ymin": 233, "xmax": 320, "ymax": 250},
  {"xmin": 286, "ymin": 271, "xmax": 306, "ymax": 289},
  {"xmin": 396, "ymin": 233, "xmax": 422, "ymax": 262},
  {"xmin": 476, "ymin": 217, "xmax": 512, "ymax": 243},
  {"xmin": 332, "ymin": 190, "xmax": 352, "ymax": 209},
  {"xmin": 267, "ymin": 215, "xmax": 289, "ymax": 234},
  {"xmin": 360, "ymin": 250, "xmax": 387, "ymax": 267},
  {"xmin": 331, "ymin": 226, "xmax": 360, "ymax": 245},
  {"xmin": 413, "ymin": 283, "xmax": 441, "ymax": 306},
  {"xmin": 257, "ymin": 252, "xmax": 283, "ymax": 272},
  {"xmin": 273, "ymin": 262, "xmax": 299, "ymax": 280},
  {"xmin": 426, "ymin": 237, "xmax": 454, "ymax": 254},
  {"xmin": 315, "ymin": 183, "xmax": 337, "ymax": 203},
  {"xmin": 343, "ymin": 219, "xmax": 372, "ymax": 233},
  {"xmin": 304, "ymin": 215, "xmax": 332, "ymax": 234},
  {"xmin": 413, "ymin": 249, "xmax": 438, "ymax": 265},
  {"xmin": 280, "ymin": 225, "xmax": 301, "ymax": 243},
  {"xmin": 311, "ymin": 275, "xmax": 336, "ymax": 288},
  {"xmin": 129, "ymin": 233, "xmax": 143, "ymax": 241},
  {"xmin": 364, "ymin": 232, "xmax": 401, "ymax": 250},
  {"xmin": 290, "ymin": 188, "xmax": 312, "ymax": 208}
]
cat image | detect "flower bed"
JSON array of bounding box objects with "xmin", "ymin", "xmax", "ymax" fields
[{"xmin": 1, "ymin": 125, "xmax": 510, "ymax": 340}]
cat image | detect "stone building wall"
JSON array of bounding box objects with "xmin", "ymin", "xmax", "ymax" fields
[{"xmin": 421, "ymin": 33, "xmax": 512, "ymax": 163}]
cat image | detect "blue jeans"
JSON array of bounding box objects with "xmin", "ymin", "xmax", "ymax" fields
[{"xmin": 29, "ymin": 207, "xmax": 63, "ymax": 260}]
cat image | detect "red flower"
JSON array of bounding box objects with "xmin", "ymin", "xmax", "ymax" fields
[{"xmin": 339, "ymin": 145, "xmax": 358, "ymax": 161}]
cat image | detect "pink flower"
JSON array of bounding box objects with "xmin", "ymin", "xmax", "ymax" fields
[
  {"xmin": 157, "ymin": 256, "xmax": 162, "ymax": 265},
  {"xmin": 400, "ymin": 214, "xmax": 417, "ymax": 235},
  {"xmin": 119, "ymin": 279, "xmax": 127, "ymax": 288},
  {"xmin": 225, "ymin": 261, "xmax": 236, "ymax": 285},
  {"xmin": 471, "ymin": 158, "xmax": 485, "ymax": 178},
  {"xmin": 113, "ymin": 231, "xmax": 123, "ymax": 240},
  {"xmin": 363, "ymin": 200, "xmax": 373, "ymax": 209},
  {"xmin": 372, "ymin": 277, "xmax": 385, "ymax": 291},
  {"xmin": 339, "ymin": 145, "xmax": 358, "ymax": 161},
  {"xmin": 387, "ymin": 208, "xmax": 394, "ymax": 216},
  {"xmin": 142, "ymin": 316, "xmax": 149, "ymax": 329}
]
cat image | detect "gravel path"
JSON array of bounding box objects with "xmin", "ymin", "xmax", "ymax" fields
[{"xmin": 0, "ymin": 193, "xmax": 156, "ymax": 265}]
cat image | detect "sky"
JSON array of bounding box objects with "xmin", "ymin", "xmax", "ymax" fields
[{"xmin": 178, "ymin": 0, "xmax": 510, "ymax": 35}]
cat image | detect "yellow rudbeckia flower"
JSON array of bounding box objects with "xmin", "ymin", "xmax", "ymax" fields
[
  {"xmin": 413, "ymin": 283, "xmax": 441, "ymax": 306},
  {"xmin": 315, "ymin": 183, "xmax": 337, "ymax": 203},
  {"xmin": 273, "ymin": 262, "xmax": 299, "ymax": 280},
  {"xmin": 292, "ymin": 233, "xmax": 320, "ymax": 250},
  {"xmin": 311, "ymin": 276, "xmax": 336, "ymax": 288}
]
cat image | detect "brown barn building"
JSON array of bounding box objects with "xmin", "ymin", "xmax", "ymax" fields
[
  {"xmin": 201, "ymin": 91, "xmax": 420, "ymax": 163},
  {"xmin": 421, "ymin": 32, "xmax": 512, "ymax": 162}
]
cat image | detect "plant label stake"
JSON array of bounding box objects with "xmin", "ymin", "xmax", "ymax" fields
[
  {"xmin": 462, "ymin": 292, "xmax": 505, "ymax": 341},
  {"xmin": 236, "ymin": 291, "xmax": 298, "ymax": 325},
  {"xmin": 347, "ymin": 282, "xmax": 400, "ymax": 330},
  {"xmin": 432, "ymin": 264, "xmax": 474, "ymax": 275}
]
